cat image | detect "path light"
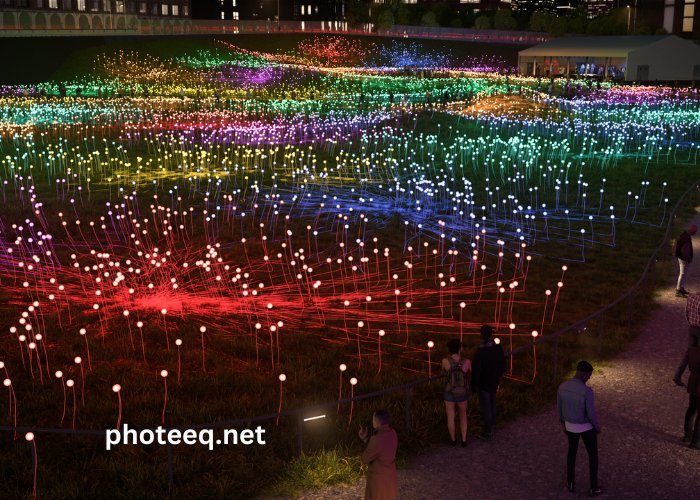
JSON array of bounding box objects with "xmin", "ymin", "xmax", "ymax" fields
[
  {"xmin": 175, "ymin": 339, "xmax": 182, "ymax": 384},
  {"xmin": 277, "ymin": 373, "xmax": 286, "ymax": 425},
  {"xmin": 75, "ymin": 357, "xmax": 85, "ymax": 407},
  {"xmin": 161, "ymin": 309, "xmax": 169, "ymax": 350},
  {"xmin": 348, "ymin": 377, "xmax": 358, "ymax": 427},
  {"xmin": 136, "ymin": 321, "xmax": 146, "ymax": 364},
  {"xmin": 79, "ymin": 328, "xmax": 91, "ymax": 370},
  {"xmin": 112, "ymin": 384, "xmax": 122, "ymax": 428},
  {"xmin": 357, "ymin": 321, "xmax": 364, "ymax": 366},
  {"xmin": 377, "ymin": 331, "xmax": 385, "ymax": 374},
  {"xmin": 338, "ymin": 364, "xmax": 347, "ymax": 413},
  {"xmin": 160, "ymin": 370, "xmax": 168, "ymax": 425},
  {"xmin": 26, "ymin": 432, "xmax": 37, "ymax": 499},
  {"xmin": 66, "ymin": 379, "xmax": 76, "ymax": 430},
  {"xmin": 200, "ymin": 326, "xmax": 207, "ymax": 371},
  {"xmin": 427, "ymin": 341, "xmax": 434, "ymax": 379},
  {"xmin": 531, "ymin": 331, "xmax": 539, "ymax": 383},
  {"xmin": 4, "ymin": 378, "xmax": 17, "ymax": 437},
  {"xmin": 55, "ymin": 371, "xmax": 66, "ymax": 425}
]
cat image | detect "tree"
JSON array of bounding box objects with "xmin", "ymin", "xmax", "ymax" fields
[
  {"xmin": 346, "ymin": 0, "xmax": 368, "ymax": 29},
  {"xmin": 654, "ymin": 27, "xmax": 668, "ymax": 35},
  {"xmin": 493, "ymin": 10, "xmax": 517, "ymax": 31},
  {"xmin": 632, "ymin": 18, "xmax": 652, "ymax": 35},
  {"xmin": 373, "ymin": 6, "xmax": 395, "ymax": 31},
  {"xmin": 459, "ymin": 7, "xmax": 475, "ymax": 30},
  {"xmin": 406, "ymin": 3, "xmax": 429, "ymax": 25},
  {"xmin": 474, "ymin": 15, "xmax": 491, "ymax": 31},
  {"xmin": 420, "ymin": 12, "xmax": 440, "ymax": 27},
  {"xmin": 449, "ymin": 18, "xmax": 463, "ymax": 28},
  {"xmin": 529, "ymin": 11, "xmax": 551, "ymax": 32},
  {"xmin": 548, "ymin": 16, "xmax": 567, "ymax": 37},
  {"xmin": 429, "ymin": 1, "xmax": 453, "ymax": 27}
]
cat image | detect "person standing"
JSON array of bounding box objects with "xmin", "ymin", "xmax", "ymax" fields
[
  {"xmin": 684, "ymin": 346, "xmax": 700, "ymax": 449},
  {"xmin": 442, "ymin": 339, "xmax": 471, "ymax": 447},
  {"xmin": 557, "ymin": 361, "xmax": 603, "ymax": 497},
  {"xmin": 673, "ymin": 225, "xmax": 697, "ymax": 297},
  {"xmin": 673, "ymin": 292, "xmax": 700, "ymax": 386},
  {"xmin": 471, "ymin": 325, "xmax": 504, "ymax": 444},
  {"xmin": 358, "ymin": 410, "xmax": 398, "ymax": 500}
]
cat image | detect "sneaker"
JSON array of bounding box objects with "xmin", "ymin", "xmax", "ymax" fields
[
  {"xmin": 676, "ymin": 290, "xmax": 688, "ymax": 298},
  {"xmin": 461, "ymin": 440, "xmax": 467, "ymax": 448},
  {"xmin": 672, "ymin": 377, "xmax": 686, "ymax": 387},
  {"xmin": 567, "ymin": 481, "xmax": 575, "ymax": 493},
  {"xmin": 589, "ymin": 487, "xmax": 604, "ymax": 497},
  {"xmin": 680, "ymin": 287, "xmax": 691, "ymax": 295},
  {"xmin": 682, "ymin": 435, "xmax": 692, "ymax": 444},
  {"xmin": 451, "ymin": 439, "xmax": 457, "ymax": 447}
]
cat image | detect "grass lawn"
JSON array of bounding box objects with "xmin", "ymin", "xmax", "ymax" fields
[{"xmin": 0, "ymin": 37, "xmax": 697, "ymax": 499}]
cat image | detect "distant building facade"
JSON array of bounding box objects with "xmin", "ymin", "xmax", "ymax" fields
[{"xmin": 0, "ymin": 0, "xmax": 191, "ymax": 29}]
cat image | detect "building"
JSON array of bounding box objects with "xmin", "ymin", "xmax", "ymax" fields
[
  {"xmin": 459, "ymin": 0, "xmax": 513, "ymax": 14},
  {"xmin": 512, "ymin": 0, "xmax": 558, "ymax": 15},
  {"xmin": 0, "ymin": 1, "xmax": 190, "ymax": 29},
  {"xmin": 518, "ymin": 34, "xmax": 700, "ymax": 81},
  {"xmin": 191, "ymin": 0, "xmax": 347, "ymax": 22}
]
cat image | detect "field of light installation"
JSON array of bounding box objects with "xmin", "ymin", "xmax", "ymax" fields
[{"xmin": 1, "ymin": 34, "xmax": 700, "ymax": 499}]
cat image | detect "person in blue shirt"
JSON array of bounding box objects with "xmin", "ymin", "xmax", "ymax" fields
[{"xmin": 557, "ymin": 361, "xmax": 603, "ymax": 497}]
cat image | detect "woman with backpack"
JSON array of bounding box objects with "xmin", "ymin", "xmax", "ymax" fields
[{"xmin": 442, "ymin": 339, "xmax": 471, "ymax": 447}]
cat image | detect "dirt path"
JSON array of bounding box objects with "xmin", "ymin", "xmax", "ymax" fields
[{"xmin": 260, "ymin": 215, "xmax": 700, "ymax": 500}]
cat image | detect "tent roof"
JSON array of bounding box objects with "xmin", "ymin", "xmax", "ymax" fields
[{"xmin": 519, "ymin": 35, "xmax": 673, "ymax": 58}]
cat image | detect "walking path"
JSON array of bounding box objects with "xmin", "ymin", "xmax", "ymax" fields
[{"xmin": 261, "ymin": 214, "xmax": 700, "ymax": 500}]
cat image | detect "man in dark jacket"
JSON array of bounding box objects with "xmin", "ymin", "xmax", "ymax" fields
[
  {"xmin": 684, "ymin": 346, "xmax": 700, "ymax": 449},
  {"xmin": 472, "ymin": 324, "xmax": 505, "ymax": 443},
  {"xmin": 675, "ymin": 225, "xmax": 697, "ymax": 298}
]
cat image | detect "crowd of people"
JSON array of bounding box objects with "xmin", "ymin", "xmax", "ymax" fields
[{"xmin": 357, "ymin": 303, "xmax": 700, "ymax": 500}]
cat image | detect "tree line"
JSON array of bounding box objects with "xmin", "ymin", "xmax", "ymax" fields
[{"xmin": 346, "ymin": 1, "xmax": 667, "ymax": 38}]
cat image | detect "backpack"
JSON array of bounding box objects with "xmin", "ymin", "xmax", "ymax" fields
[
  {"xmin": 445, "ymin": 358, "xmax": 469, "ymax": 399},
  {"xmin": 673, "ymin": 234, "xmax": 684, "ymax": 259}
]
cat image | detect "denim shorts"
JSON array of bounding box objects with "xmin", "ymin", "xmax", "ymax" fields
[{"xmin": 443, "ymin": 387, "xmax": 469, "ymax": 403}]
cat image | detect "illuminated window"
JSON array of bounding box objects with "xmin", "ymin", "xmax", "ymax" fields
[
  {"xmin": 308, "ymin": 5, "xmax": 311, "ymax": 14},
  {"xmin": 139, "ymin": 0, "xmax": 146, "ymax": 11},
  {"xmin": 301, "ymin": 4, "xmax": 305, "ymax": 14},
  {"xmin": 684, "ymin": 0, "xmax": 695, "ymax": 31},
  {"xmin": 221, "ymin": 11, "xmax": 225, "ymax": 18},
  {"xmin": 233, "ymin": 11, "xmax": 239, "ymax": 19},
  {"xmin": 78, "ymin": 0, "xmax": 86, "ymax": 9},
  {"xmin": 233, "ymin": 0, "xmax": 236, "ymax": 5},
  {"xmin": 162, "ymin": 3, "xmax": 168, "ymax": 14},
  {"xmin": 104, "ymin": 0, "xmax": 111, "ymax": 11},
  {"xmin": 183, "ymin": 5, "xmax": 188, "ymax": 15},
  {"xmin": 173, "ymin": 4, "xmax": 179, "ymax": 14},
  {"xmin": 314, "ymin": 5, "xmax": 318, "ymax": 13},
  {"xmin": 116, "ymin": 0, "xmax": 124, "ymax": 12},
  {"xmin": 50, "ymin": 0, "xmax": 58, "ymax": 8}
]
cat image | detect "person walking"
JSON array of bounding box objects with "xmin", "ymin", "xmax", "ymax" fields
[
  {"xmin": 471, "ymin": 325, "xmax": 505, "ymax": 444},
  {"xmin": 557, "ymin": 361, "xmax": 603, "ymax": 497},
  {"xmin": 673, "ymin": 292, "xmax": 700, "ymax": 386},
  {"xmin": 673, "ymin": 225, "xmax": 697, "ymax": 297},
  {"xmin": 442, "ymin": 339, "xmax": 471, "ymax": 447},
  {"xmin": 358, "ymin": 410, "xmax": 398, "ymax": 500},
  {"xmin": 684, "ymin": 346, "xmax": 700, "ymax": 449}
]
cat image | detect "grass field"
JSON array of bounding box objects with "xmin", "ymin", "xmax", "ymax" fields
[{"xmin": 0, "ymin": 35, "xmax": 698, "ymax": 499}]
